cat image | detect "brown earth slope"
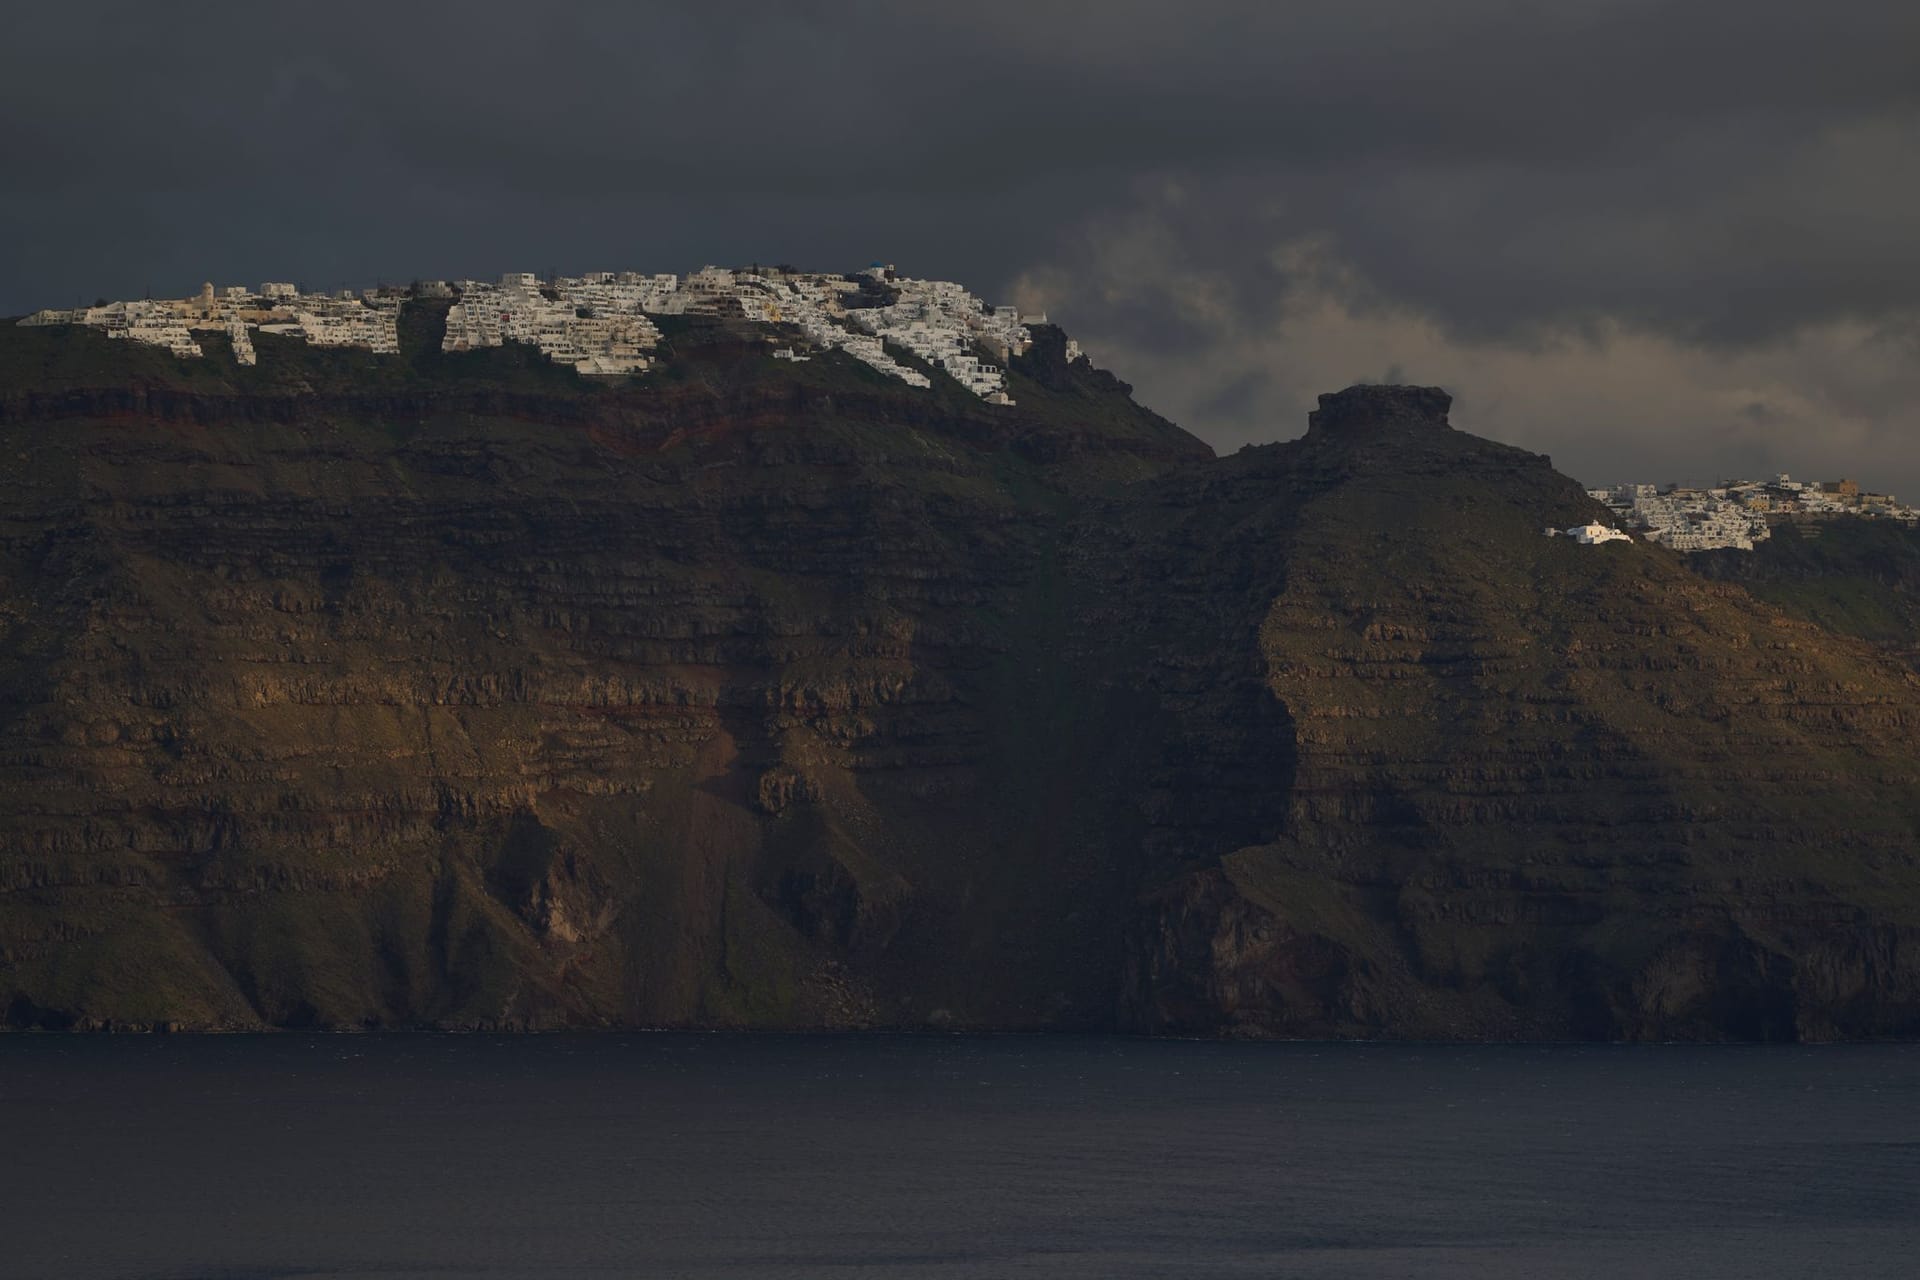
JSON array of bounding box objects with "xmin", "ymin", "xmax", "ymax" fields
[
  {"xmin": 2, "ymin": 318, "xmax": 1918, "ymax": 1039},
  {"xmin": 1101, "ymin": 388, "xmax": 1920, "ymax": 1040}
]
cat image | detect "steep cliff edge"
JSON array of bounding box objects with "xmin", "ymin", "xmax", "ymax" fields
[
  {"xmin": 0, "ymin": 314, "xmax": 1202, "ymax": 1032},
  {"xmin": 3, "ymin": 327, "xmax": 1919, "ymax": 1040},
  {"xmin": 1108, "ymin": 389, "xmax": 1920, "ymax": 1040}
]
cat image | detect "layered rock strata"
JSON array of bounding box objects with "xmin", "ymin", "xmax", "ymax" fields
[
  {"xmin": 1106, "ymin": 391, "xmax": 1920, "ymax": 1040},
  {"xmin": 3, "ymin": 322, "xmax": 1919, "ymax": 1040}
]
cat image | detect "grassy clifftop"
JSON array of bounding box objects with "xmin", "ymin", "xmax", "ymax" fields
[{"xmin": 1692, "ymin": 521, "xmax": 1920, "ymax": 659}]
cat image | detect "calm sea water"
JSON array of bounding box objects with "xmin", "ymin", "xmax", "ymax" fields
[{"xmin": 0, "ymin": 1035, "xmax": 1914, "ymax": 1279}]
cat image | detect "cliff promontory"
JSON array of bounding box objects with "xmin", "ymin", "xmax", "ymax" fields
[{"xmin": 4, "ymin": 314, "xmax": 1918, "ymax": 1039}]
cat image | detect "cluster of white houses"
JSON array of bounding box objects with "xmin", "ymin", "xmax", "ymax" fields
[
  {"xmin": 1586, "ymin": 484, "xmax": 1769, "ymax": 551},
  {"xmin": 1588, "ymin": 475, "xmax": 1920, "ymax": 552},
  {"xmin": 18, "ymin": 282, "xmax": 401, "ymax": 366},
  {"xmin": 17, "ymin": 264, "xmax": 1057, "ymax": 403},
  {"xmin": 441, "ymin": 272, "xmax": 666, "ymax": 377}
]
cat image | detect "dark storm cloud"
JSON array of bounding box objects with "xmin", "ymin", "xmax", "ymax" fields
[{"xmin": 4, "ymin": 2, "xmax": 1918, "ymax": 486}]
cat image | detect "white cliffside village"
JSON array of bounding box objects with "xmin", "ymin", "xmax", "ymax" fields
[
  {"xmin": 17, "ymin": 263, "xmax": 1058, "ymax": 404},
  {"xmin": 1586, "ymin": 477, "xmax": 1920, "ymax": 551},
  {"xmin": 18, "ymin": 281, "xmax": 400, "ymax": 366},
  {"xmin": 440, "ymin": 272, "xmax": 667, "ymax": 377}
]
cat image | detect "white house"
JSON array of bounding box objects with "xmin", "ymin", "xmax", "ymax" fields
[{"xmin": 1567, "ymin": 523, "xmax": 1633, "ymax": 545}]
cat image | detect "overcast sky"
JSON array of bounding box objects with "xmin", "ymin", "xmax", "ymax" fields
[{"xmin": 6, "ymin": 2, "xmax": 1918, "ymax": 490}]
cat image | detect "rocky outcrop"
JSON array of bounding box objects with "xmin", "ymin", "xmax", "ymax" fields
[
  {"xmin": 3, "ymin": 331, "xmax": 1919, "ymax": 1041},
  {"xmin": 1106, "ymin": 389, "xmax": 1920, "ymax": 1041},
  {"xmin": 1303, "ymin": 382, "xmax": 1455, "ymax": 437}
]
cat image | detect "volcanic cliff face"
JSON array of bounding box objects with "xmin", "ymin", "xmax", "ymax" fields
[
  {"xmin": 0, "ymin": 313, "xmax": 1204, "ymax": 1032},
  {"xmin": 3, "ymin": 319, "xmax": 1919, "ymax": 1039},
  {"xmin": 1102, "ymin": 390, "xmax": 1920, "ymax": 1040}
]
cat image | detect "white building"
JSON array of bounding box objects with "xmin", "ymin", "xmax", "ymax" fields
[
  {"xmin": 228, "ymin": 315, "xmax": 256, "ymax": 366},
  {"xmin": 12, "ymin": 262, "xmax": 1049, "ymax": 404},
  {"xmin": 1592, "ymin": 470, "xmax": 1920, "ymax": 547},
  {"xmin": 1590, "ymin": 484, "xmax": 1768, "ymax": 551},
  {"xmin": 839, "ymin": 275, "xmax": 1031, "ymax": 402},
  {"xmin": 1565, "ymin": 523, "xmax": 1633, "ymax": 545},
  {"xmin": 443, "ymin": 272, "xmax": 661, "ymax": 376}
]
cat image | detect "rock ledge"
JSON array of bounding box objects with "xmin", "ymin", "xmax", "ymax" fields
[{"xmin": 1307, "ymin": 384, "xmax": 1453, "ymax": 437}]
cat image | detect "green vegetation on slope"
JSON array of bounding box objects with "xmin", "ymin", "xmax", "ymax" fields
[{"xmin": 1692, "ymin": 521, "xmax": 1920, "ymax": 654}]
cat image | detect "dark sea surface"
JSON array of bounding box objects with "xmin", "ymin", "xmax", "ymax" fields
[{"xmin": 0, "ymin": 1035, "xmax": 1915, "ymax": 1279}]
